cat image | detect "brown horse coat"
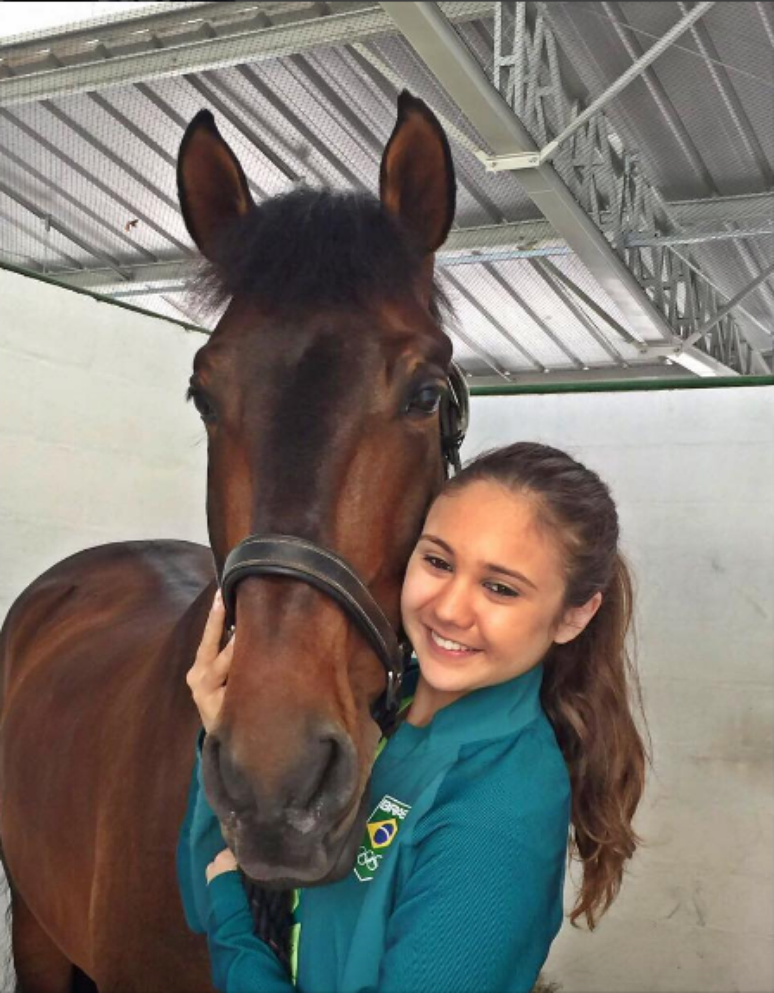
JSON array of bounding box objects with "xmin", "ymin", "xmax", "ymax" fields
[{"xmin": 0, "ymin": 91, "xmax": 457, "ymax": 992}]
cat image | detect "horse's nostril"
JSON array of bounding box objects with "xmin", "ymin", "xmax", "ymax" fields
[
  {"xmin": 294, "ymin": 737, "xmax": 336, "ymax": 809},
  {"xmin": 204, "ymin": 724, "xmax": 357, "ymax": 829},
  {"xmin": 214, "ymin": 738, "xmax": 254, "ymax": 810},
  {"xmin": 288, "ymin": 725, "xmax": 356, "ymax": 824}
]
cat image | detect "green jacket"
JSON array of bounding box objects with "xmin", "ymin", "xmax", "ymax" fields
[{"xmin": 177, "ymin": 664, "xmax": 571, "ymax": 993}]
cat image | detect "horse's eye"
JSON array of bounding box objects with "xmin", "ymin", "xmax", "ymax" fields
[
  {"xmin": 188, "ymin": 387, "xmax": 216, "ymax": 423},
  {"xmin": 405, "ymin": 384, "xmax": 444, "ymax": 416}
]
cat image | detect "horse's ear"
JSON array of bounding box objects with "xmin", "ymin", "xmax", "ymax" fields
[
  {"xmin": 177, "ymin": 110, "xmax": 253, "ymax": 261},
  {"xmin": 380, "ymin": 91, "xmax": 456, "ymax": 254}
]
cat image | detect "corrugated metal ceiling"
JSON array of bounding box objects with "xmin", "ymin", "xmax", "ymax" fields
[{"xmin": 0, "ymin": 1, "xmax": 771, "ymax": 384}]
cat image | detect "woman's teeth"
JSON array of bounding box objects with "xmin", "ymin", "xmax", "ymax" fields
[{"xmin": 430, "ymin": 630, "xmax": 476, "ymax": 652}]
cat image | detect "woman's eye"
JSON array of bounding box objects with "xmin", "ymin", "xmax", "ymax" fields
[
  {"xmin": 484, "ymin": 582, "xmax": 518, "ymax": 598},
  {"xmin": 423, "ymin": 554, "xmax": 451, "ymax": 572},
  {"xmin": 405, "ymin": 384, "xmax": 444, "ymax": 416}
]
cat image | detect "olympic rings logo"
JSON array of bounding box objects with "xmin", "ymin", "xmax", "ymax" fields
[{"xmin": 357, "ymin": 846, "xmax": 383, "ymax": 872}]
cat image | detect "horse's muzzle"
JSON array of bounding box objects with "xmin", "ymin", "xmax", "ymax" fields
[{"xmin": 201, "ymin": 725, "xmax": 363, "ymax": 883}]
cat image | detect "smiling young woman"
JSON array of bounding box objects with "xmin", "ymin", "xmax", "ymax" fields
[
  {"xmin": 401, "ymin": 478, "xmax": 603, "ymax": 723},
  {"xmin": 180, "ymin": 441, "xmax": 649, "ymax": 993}
]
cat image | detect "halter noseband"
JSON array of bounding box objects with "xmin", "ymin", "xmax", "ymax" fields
[
  {"xmin": 218, "ymin": 365, "xmax": 469, "ymax": 736},
  {"xmin": 220, "ymin": 536, "xmax": 411, "ymax": 735}
]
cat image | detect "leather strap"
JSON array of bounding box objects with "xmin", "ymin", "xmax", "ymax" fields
[
  {"xmin": 217, "ymin": 368, "xmax": 469, "ymax": 734},
  {"xmin": 220, "ymin": 535, "xmax": 407, "ymax": 730}
]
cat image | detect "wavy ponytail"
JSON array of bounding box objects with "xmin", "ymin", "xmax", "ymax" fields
[{"xmin": 445, "ymin": 442, "xmax": 650, "ymax": 928}]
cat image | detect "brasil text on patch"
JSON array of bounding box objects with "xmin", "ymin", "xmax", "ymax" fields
[{"xmin": 354, "ymin": 794, "xmax": 411, "ymax": 882}]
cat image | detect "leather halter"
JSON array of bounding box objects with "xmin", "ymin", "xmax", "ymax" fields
[
  {"xmin": 220, "ymin": 536, "xmax": 411, "ymax": 734},
  {"xmin": 218, "ymin": 365, "xmax": 469, "ymax": 736}
]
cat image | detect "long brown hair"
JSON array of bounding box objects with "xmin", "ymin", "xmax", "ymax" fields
[{"xmin": 445, "ymin": 441, "xmax": 649, "ymax": 929}]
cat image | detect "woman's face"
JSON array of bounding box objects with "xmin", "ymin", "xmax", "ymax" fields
[{"xmin": 401, "ymin": 480, "xmax": 591, "ymax": 698}]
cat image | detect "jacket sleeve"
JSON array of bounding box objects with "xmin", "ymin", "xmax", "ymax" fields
[
  {"xmin": 176, "ymin": 729, "xmax": 226, "ymax": 934},
  {"xmin": 176, "ymin": 732, "xmax": 294, "ymax": 992},
  {"xmin": 205, "ymin": 873, "xmax": 295, "ymax": 993},
  {"xmin": 376, "ymin": 731, "xmax": 571, "ymax": 993}
]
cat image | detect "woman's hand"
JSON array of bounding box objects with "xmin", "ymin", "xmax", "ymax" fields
[
  {"xmin": 206, "ymin": 848, "xmax": 239, "ymax": 883},
  {"xmin": 186, "ymin": 589, "xmax": 235, "ymax": 733}
]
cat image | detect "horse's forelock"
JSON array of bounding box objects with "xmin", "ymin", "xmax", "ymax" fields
[{"xmin": 189, "ymin": 187, "xmax": 448, "ymax": 319}]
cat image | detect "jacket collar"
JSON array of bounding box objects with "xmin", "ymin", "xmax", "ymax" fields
[{"xmin": 391, "ymin": 661, "xmax": 545, "ymax": 755}]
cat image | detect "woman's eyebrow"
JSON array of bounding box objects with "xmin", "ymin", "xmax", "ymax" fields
[
  {"xmin": 420, "ymin": 533, "xmax": 454, "ymax": 554},
  {"xmin": 486, "ymin": 562, "xmax": 538, "ymax": 591},
  {"xmin": 420, "ymin": 534, "xmax": 538, "ymax": 591}
]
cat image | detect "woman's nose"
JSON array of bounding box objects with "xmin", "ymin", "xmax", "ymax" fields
[{"xmin": 432, "ymin": 577, "xmax": 475, "ymax": 628}]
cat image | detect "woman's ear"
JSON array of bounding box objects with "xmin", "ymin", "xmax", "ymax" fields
[{"xmin": 553, "ymin": 592, "xmax": 603, "ymax": 645}]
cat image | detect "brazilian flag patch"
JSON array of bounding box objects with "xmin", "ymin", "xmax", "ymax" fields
[{"xmin": 354, "ymin": 794, "xmax": 411, "ymax": 882}]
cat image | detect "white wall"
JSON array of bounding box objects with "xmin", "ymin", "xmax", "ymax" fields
[
  {"xmin": 0, "ymin": 268, "xmax": 210, "ymax": 987},
  {"xmin": 465, "ymin": 390, "xmax": 774, "ymax": 993},
  {"xmin": 1, "ymin": 269, "xmax": 773, "ymax": 992},
  {"xmin": 0, "ymin": 268, "xmax": 209, "ymax": 620}
]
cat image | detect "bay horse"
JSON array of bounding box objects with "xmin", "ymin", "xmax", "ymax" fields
[{"xmin": 0, "ymin": 91, "xmax": 464, "ymax": 992}]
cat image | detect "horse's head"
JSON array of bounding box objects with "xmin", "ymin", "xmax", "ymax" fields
[{"xmin": 177, "ymin": 92, "xmax": 458, "ymax": 886}]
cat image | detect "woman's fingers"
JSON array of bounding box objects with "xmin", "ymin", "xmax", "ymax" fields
[
  {"xmin": 212, "ymin": 632, "xmax": 235, "ymax": 672},
  {"xmin": 206, "ymin": 848, "xmax": 239, "ymax": 883},
  {"xmin": 187, "ymin": 632, "xmax": 233, "ymax": 690},
  {"xmin": 186, "ymin": 592, "xmax": 236, "ymax": 732},
  {"xmin": 199, "ymin": 633, "xmax": 235, "ymax": 689},
  {"xmin": 197, "ymin": 589, "xmax": 226, "ymax": 663}
]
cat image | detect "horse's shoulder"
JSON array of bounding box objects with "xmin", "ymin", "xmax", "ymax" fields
[
  {"xmin": 53, "ymin": 537, "xmax": 209, "ymax": 569},
  {"xmin": 4, "ymin": 540, "xmax": 212, "ymax": 636},
  {"xmin": 31, "ymin": 539, "xmax": 210, "ymax": 585}
]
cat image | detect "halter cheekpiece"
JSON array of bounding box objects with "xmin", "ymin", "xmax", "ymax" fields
[{"xmin": 218, "ymin": 365, "xmax": 469, "ymax": 736}]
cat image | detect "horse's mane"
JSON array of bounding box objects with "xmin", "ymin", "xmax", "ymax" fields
[{"xmin": 192, "ymin": 187, "xmax": 448, "ymax": 319}]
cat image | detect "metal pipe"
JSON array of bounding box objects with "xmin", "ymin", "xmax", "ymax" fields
[
  {"xmin": 626, "ymin": 227, "xmax": 774, "ymax": 247},
  {"xmin": 470, "ymin": 375, "xmax": 773, "ymax": 396},
  {"xmin": 379, "ymin": 0, "xmax": 677, "ymax": 344},
  {"xmin": 0, "ymin": 258, "xmax": 205, "ymax": 334},
  {"xmin": 540, "ymin": 0, "xmax": 716, "ymax": 163}
]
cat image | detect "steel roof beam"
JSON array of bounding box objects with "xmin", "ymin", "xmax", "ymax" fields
[
  {"xmin": 684, "ymin": 261, "xmax": 774, "ymax": 349},
  {"xmin": 346, "ymin": 41, "xmax": 507, "ymax": 223},
  {"xmin": 0, "ymin": 2, "xmax": 488, "ymax": 107},
  {"xmin": 478, "ymin": 264, "xmax": 586, "ymax": 368},
  {"xmin": 182, "ymin": 72, "xmax": 291, "ymax": 191},
  {"xmin": 41, "ymin": 99, "xmax": 181, "ymax": 214},
  {"xmin": 668, "ymin": 247, "xmax": 772, "ymax": 349},
  {"xmin": 646, "ymin": 343, "xmax": 746, "ymax": 378},
  {"xmin": 49, "ymin": 243, "xmax": 572, "ymax": 296},
  {"xmin": 49, "ymin": 190, "xmax": 774, "ymax": 291},
  {"xmin": 469, "ymin": 364, "xmax": 693, "ymax": 387},
  {"xmin": 440, "ymin": 270, "xmax": 547, "ymax": 374},
  {"xmin": 227, "ymin": 62, "xmax": 366, "ymax": 190},
  {"xmin": 537, "ymin": 259, "xmax": 645, "ymax": 348},
  {"xmin": 538, "ymin": 1, "xmax": 715, "ymax": 164},
  {"xmin": 0, "ymin": 142, "xmax": 159, "ymax": 263},
  {"xmin": 534, "ymin": 1, "xmax": 772, "ymax": 367},
  {"xmin": 0, "ymin": 108, "xmax": 193, "ymax": 256},
  {"xmin": 599, "ymin": 1, "xmax": 716, "ymax": 194},
  {"xmin": 0, "ymin": 203, "xmax": 84, "ymax": 271},
  {"xmin": 677, "ymin": 1, "xmax": 774, "ymax": 190},
  {"xmin": 527, "ymin": 260, "xmax": 625, "ymax": 364},
  {"xmin": 627, "ymin": 227, "xmax": 774, "ymax": 248},
  {"xmin": 0, "ymin": 180, "xmax": 131, "ymax": 279},
  {"xmin": 449, "ymin": 194, "xmax": 774, "ymax": 248},
  {"xmin": 378, "ymin": 1, "xmax": 677, "ymax": 352},
  {"xmin": 0, "ymin": 3, "xmax": 210, "ymax": 57}
]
